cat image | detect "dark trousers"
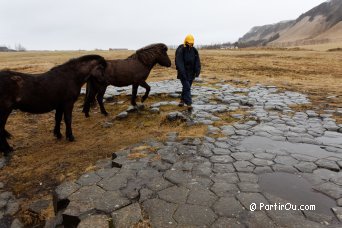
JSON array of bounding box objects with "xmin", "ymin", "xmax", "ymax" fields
[{"xmin": 180, "ymin": 78, "xmax": 194, "ymax": 105}]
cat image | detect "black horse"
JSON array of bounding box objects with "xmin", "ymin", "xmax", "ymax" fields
[
  {"xmin": 82, "ymin": 43, "xmax": 171, "ymax": 117},
  {"xmin": 0, "ymin": 55, "xmax": 107, "ymax": 156}
]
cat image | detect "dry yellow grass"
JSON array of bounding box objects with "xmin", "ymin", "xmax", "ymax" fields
[
  {"xmin": 0, "ymin": 48, "xmax": 341, "ymax": 225},
  {"xmin": 2, "ymin": 49, "xmax": 341, "ymax": 104},
  {"xmin": 293, "ymin": 41, "xmax": 342, "ymax": 51}
]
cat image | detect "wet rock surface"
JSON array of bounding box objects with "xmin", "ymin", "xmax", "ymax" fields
[
  {"xmin": 0, "ymin": 183, "xmax": 22, "ymax": 228},
  {"xmin": 49, "ymin": 80, "xmax": 342, "ymax": 226}
]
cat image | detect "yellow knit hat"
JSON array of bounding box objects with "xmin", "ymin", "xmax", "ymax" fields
[{"xmin": 184, "ymin": 34, "xmax": 195, "ymax": 46}]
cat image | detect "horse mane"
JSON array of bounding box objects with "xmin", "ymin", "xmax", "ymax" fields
[
  {"xmin": 0, "ymin": 70, "xmax": 16, "ymax": 75},
  {"xmin": 0, "ymin": 69, "xmax": 36, "ymax": 77},
  {"xmin": 128, "ymin": 43, "xmax": 167, "ymax": 66},
  {"xmin": 50, "ymin": 54, "xmax": 106, "ymax": 72}
]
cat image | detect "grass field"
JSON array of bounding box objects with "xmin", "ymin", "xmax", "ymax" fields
[
  {"xmin": 0, "ymin": 47, "xmax": 341, "ymax": 225},
  {"xmin": 2, "ymin": 48, "xmax": 341, "ymax": 111},
  {"xmin": 293, "ymin": 40, "xmax": 342, "ymax": 51}
]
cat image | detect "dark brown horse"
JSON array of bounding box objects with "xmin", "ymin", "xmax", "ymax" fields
[
  {"xmin": 0, "ymin": 55, "xmax": 107, "ymax": 156},
  {"xmin": 82, "ymin": 43, "xmax": 171, "ymax": 117}
]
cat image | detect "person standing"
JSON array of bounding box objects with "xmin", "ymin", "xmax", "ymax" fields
[{"xmin": 175, "ymin": 34, "xmax": 201, "ymax": 111}]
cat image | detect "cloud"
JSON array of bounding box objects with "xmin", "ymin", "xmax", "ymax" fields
[{"xmin": 0, "ymin": 0, "xmax": 326, "ymax": 50}]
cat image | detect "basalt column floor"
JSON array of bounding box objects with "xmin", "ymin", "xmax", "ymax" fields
[{"xmin": 39, "ymin": 80, "xmax": 342, "ymax": 227}]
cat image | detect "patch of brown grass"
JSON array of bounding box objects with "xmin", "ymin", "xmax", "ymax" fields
[
  {"xmin": 213, "ymin": 109, "xmax": 249, "ymax": 127},
  {"xmin": 128, "ymin": 153, "xmax": 148, "ymax": 160},
  {"xmin": 134, "ymin": 220, "xmax": 151, "ymax": 228},
  {"xmin": 289, "ymin": 103, "xmax": 315, "ymax": 113},
  {"xmin": 127, "ymin": 145, "xmax": 158, "ymax": 160},
  {"xmin": 333, "ymin": 115, "xmax": 342, "ymax": 125}
]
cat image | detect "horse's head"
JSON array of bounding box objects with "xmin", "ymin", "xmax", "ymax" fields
[
  {"xmin": 136, "ymin": 43, "xmax": 171, "ymax": 68},
  {"xmin": 155, "ymin": 44, "xmax": 171, "ymax": 67}
]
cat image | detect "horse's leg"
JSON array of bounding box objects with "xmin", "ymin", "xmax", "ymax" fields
[
  {"xmin": 0, "ymin": 110, "xmax": 13, "ymax": 155},
  {"xmin": 53, "ymin": 107, "xmax": 63, "ymax": 139},
  {"xmin": 131, "ymin": 84, "xmax": 139, "ymax": 109},
  {"xmin": 140, "ymin": 81, "xmax": 151, "ymax": 103},
  {"xmin": 63, "ymin": 102, "xmax": 75, "ymax": 142},
  {"xmin": 96, "ymin": 85, "xmax": 108, "ymax": 116},
  {"xmin": 82, "ymin": 81, "xmax": 97, "ymax": 118}
]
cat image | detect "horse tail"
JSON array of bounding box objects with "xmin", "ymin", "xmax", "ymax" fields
[
  {"xmin": 84, "ymin": 79, "xmax": 96, "ymax": 107},
  {"xmin": 85, "ymin": 81, "xmax": 90, "ymax": 100}
]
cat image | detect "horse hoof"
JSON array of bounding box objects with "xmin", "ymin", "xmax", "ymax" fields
[
  {"xmin": 102, "ymin": 112, "xmax": 108, "ymax": 116},
  {"xmin": 54, "ymin": 132, "xmax": 62, "ymax": 139},
  {"xmin": 67, "ymin": 136, "xmax": 75, "ymax": 142},
  {"xmin": 134, "ymin": 106, "xmax": 141, "ymax": 113},
  {"xmin": 127, "ymin": 106, "xmax": 138, "ymax": 113},
  {"xmin": 4, "ymin": 152, "xmax": 10, "ymax": 157},
  {"xmin": 2, "ymin": 147, "xmax": 13, "ymax": 157},
  {"xmin": 85, "ymin": 113, "xmax": 90, "ymax": 118},
  {"xmin": 137, "ymin": 104, "xmax": 145, "ymax": 110},
  {"xmin": 112, "ymin": 161, "xmax": 122, "ymax": 168}
]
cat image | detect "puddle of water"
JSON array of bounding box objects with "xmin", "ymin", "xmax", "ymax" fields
[
  {"xmin": 259, "ymin": 172, "xmax": 336, "ymax": 216},
  {"xmin": 241, "ymin": 136, "xmax": 342, "ymax": 159}
]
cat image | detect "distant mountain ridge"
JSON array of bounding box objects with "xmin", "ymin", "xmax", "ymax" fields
[
  {"xmin": 238, "ymin": 0, "xmax": 342, "ymax": 47},
  {"xmin": 296, "ymin": 0, "xmax": 342, "ymax": 27}
]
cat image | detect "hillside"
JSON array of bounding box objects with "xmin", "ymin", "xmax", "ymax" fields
[{"xmin": 239, "ymin": 0, "xmax": 342, "ymax": 47}]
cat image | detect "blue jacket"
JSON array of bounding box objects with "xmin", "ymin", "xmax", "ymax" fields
[{"xmin": 175, "ymin": 44, "xmax": 201, "ymax": 80}]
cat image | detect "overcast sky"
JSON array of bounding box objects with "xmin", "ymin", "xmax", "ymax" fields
[{"xmin": 0, "ymin": 0, "xmax": 326, "ymax": 50}]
